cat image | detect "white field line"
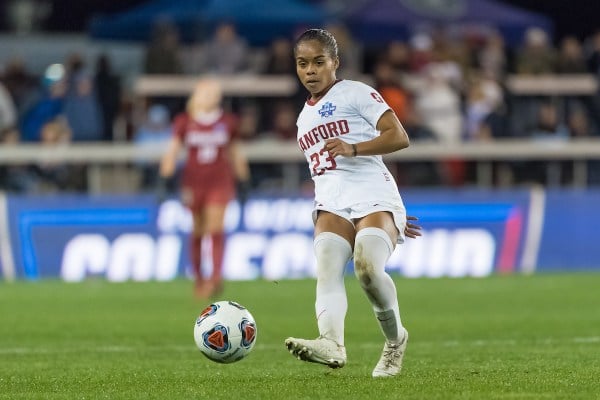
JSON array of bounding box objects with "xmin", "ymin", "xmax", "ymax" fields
[{"xmin": 0, "ymin": 336, "xmax": 598, "ymax": 355}]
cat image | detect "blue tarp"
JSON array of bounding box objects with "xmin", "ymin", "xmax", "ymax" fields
[
  {"xmin": 342, "ymin": 0, "xmax": 554, "ymax": 47},
  {"xmin": 89, "ymin": 0, "xmax": 332, "ymax": 46}
]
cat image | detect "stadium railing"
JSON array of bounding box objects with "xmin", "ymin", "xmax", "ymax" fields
[{"xmin": 2, "ymin": 138, "xmax": 600, "ymax": 192}]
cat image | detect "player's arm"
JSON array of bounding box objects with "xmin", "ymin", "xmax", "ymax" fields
[
  {"xmin": 323, "ymin": 110, "xmax": 409, "ymax": 157},
  {"xmin": 159, "ymin": 136, "xmax": 183, "ymax": 178},
  {"xmin": 228, "ymin": 140, "xmax": 250, "ymax": 182},
  {"xmin": 229, "ymin": 139, "xmax": 251, "ymax": 205}
]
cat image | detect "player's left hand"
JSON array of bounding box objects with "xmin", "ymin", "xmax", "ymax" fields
[
  {"xmin": 323, "ymin": 139, "xmax": 354, "ymax": 158},
  {"xmin": 405, "ymin": 215, "xmax": 422, "ymax": 239}
]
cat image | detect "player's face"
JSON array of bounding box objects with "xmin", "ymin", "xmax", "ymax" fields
[
  {"xmin": 191, "ymin": 79, "xmax": 222, "ymax": 113},
  {"xmin": 295, "ymin": 40, "xmax": 338, "ymax": 99}
]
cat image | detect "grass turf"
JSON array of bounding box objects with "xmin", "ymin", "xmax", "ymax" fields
[{"xmin": 1, "ymin": 273, "xmax": 599, "ymax": 399}]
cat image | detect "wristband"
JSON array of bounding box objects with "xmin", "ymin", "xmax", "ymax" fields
[{"xmin": 352, "ymin": 143, "xmax": 358, "ymax": 157}]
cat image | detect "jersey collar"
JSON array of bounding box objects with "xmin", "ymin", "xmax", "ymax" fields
[{"xmin": 306, "ymin": 79, "xmax": 343, "ymax": 106}]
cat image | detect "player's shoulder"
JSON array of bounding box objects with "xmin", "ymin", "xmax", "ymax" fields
[
  {"xmin": 173, "ymin": 112, "xmax": 189, "ymax": 124},
  {"xmin": 338, "ymin": 79, "xmax": 376, "ymax": 92}
]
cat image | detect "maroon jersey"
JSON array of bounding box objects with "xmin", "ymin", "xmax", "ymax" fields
[{"xmin": 173, "ymin": 111, "xmax": 239, "ymax": 209}]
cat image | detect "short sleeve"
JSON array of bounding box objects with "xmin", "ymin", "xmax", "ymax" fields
[
  {"xmin": 224, "ymin": 113, "xmax": 241, "ymax": 141},
  {"xmin": 349, "ymin": 81, "xmax": 392, "ymax": 129},
  {"xmin": 172, "ymin": 113, "xmax": 189, "ymax": 141}
]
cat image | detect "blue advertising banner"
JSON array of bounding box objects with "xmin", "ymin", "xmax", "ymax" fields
[
  {"xmin": 3, "ymin": 188, "xmax": 559, "ymax": 281},
  {"xmin": 536, "ymin": 189, "xmax": 600, "ymax": 270}
]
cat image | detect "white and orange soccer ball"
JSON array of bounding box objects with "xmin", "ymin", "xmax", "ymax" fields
[{"xmin": 193, "ymin": 301, "xmax": 257, "ymax": 364}]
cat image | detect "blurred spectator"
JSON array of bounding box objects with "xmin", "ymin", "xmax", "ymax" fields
[
  {"xmin": 430, "ymin": 27, "xmax": 469, "ymax": 89},
  {"xmin": 63, "ymin": 53, "xmax": 104, "ymax": 142},
  {"xmin": 253, "ymin": 100, "xmax": 300, "ymax": 192},
  {"xmin": 408, "ymin": 33, "xmax": 434, "ymax": 73},
  {"xmin": 414, "ymin": 64, "xmax": 462, "ymax": 142},
  {"xmin": 237, "ymin": 101, "xmax": 260, "ymax": 140},
  {"xmin": 0, "ymin": 81, "xmax": 17, "ymax": 132},
  {"xmin": 586, "ymin": 31, "xmax": 600, "ymax": 75},
  {"xmin": 20, "ymin": 63, "xmax": 66, "ymax": 142},
  {"xmin": 477, "ymin": 31, "xmax": 507, "ymax": 79},
  {"xmin": 515, "ymin": 27, "xmax": 556, "ymax": 75},
  {"xmin": 203, "ymin": 22, "xmax": 249, "ymax": 74},
  {"xmin": 94, "ymin": 53, "xmax": 122, "ymax": 141},
  {"xmin": 475, "ymin": 99, "xmax": 515, "ymax": 186},
  {"xmin": 1, "ymin": 56, "xmax": 39, "ymax": 116},
  {"xmin": 568, "ymin": 105, "xmax": 600, "ymax": 185},
  {"xmin": 393, "ymin": 103, "xmax": 442, "ymax": 186},
  {"xmin": 325, "ymin": 22, "xmax": 363, "ymax": 78},
  {"xmin": 5, "ymin": 0, "xmax": 51, "ymax": 34},
  {"xmin": 384, "ymin": 40, "xmax": 411, "ymax": 73},
  {"xmin": 567, "ymin": 107, "xmax": 596, "ymax": 138},
  {"xmin": 556, "ymin": 36, "xmax": 587, "ymax": 74},
  {"xmin": 133, "ymin": 104, "xmax": 173, "ymax": 190},
  {"xmin": 261, "ymin": 36, "xmax": 304, "ymax": 132},
  {"xmin": 31, "ymin": 118, "xmax": 74, "ymax": 191},
  {"xmin": 515, "ymin": 102, "xmax": 570, "ymax": 185},
  {"xmin": 143, "ymin": 21, "xmax": 183, "ymax": 75},
  {"xmin": 527, "ymin": 102, "xmax": 570, "ymax": 140},
  {"xmin": 373, "ymin": 59, "xmax": 410, "ymax": 123},
  {"xmin": 464, "ymin": 72, "xmax": 504, "ymax": 140},
  {"xmin": 268, "ymin": 100, "xmax": 297, "ymax": 140},
  {"xmin": 476, "ymin": 99, "xmax": 512, "ymax": 140},
  {"xmin": 263, "ymin": 37, "xmax": 295, "ymax": 75},
  {"xmin": 0, "ymin": 127, "xmax": 38, "ymax": 192},
  {"xmin": 414, "ymin": 63, "xmax": 464, "ymax": 185}
]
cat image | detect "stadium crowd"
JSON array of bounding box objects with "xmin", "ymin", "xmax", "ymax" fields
[{"xmin": 1, "ymin": 20, "xmax": 600, "ymax": 193}]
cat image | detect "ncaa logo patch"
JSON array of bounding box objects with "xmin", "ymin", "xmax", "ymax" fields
[{"xmin": 318, "ymin": 102, "xmax": 336, "ymax": 117}]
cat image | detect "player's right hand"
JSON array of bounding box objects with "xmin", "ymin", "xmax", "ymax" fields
[{"xmin": 323, "ymin": 138, "xmax": 354, "ymax": 158}]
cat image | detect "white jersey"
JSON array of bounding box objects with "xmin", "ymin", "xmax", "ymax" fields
[{"xmin": 296, "ymin": 79, "xmax": 404, "ymax": 209}]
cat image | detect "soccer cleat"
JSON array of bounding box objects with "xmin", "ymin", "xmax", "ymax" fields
[
  {"xmin": 285, "ymin": 336, "xmax": 347, "ymax": 368},
  {"xmin": 372, "ymin": 328, "xmax": 408, "ymax": 378}
]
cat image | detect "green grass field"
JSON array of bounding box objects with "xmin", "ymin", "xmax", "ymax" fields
[{"xmin": 1, "ymin": 273, "xmax": 599, "ymax": 399}]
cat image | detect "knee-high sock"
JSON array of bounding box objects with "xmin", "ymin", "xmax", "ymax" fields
[
  {"xmin": 190, "ymin": 234, "xmax": 202, "ymax": 280},
  {"xmin": 314, "ymin": 232, "xmax": 352, "ymax": 346},
  {"xmin": 354, "ymin": 227, "xmax": 405, "ymax": 344},
  {"xmin": 210, "ymin": 232, "xmax": 225, "ymax": 282}
]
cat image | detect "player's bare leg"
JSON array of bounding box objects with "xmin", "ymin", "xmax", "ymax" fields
[
  {"xmin": 204, "ymin": 204, "xmax": 228, "ymax": 298},
  {"xmin": 191, "ymin": 211, "xmax": 207, "ymax": 298}
]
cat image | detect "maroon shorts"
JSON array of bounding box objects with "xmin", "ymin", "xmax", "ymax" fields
[{"xmin": 181, "ymin": 182, "xmax": 234, "ymax": 212}]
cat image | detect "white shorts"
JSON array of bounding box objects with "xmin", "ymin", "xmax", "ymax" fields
[{"xmin": 312, "ymin": 201, "xmax": 407, "ymax": 244}]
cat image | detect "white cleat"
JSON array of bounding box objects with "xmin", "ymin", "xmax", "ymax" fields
[
  {"xmin": 372, "ymin": 328, "xmax": 408, "ymax": 378},
  {"xmin": 285, "ymin": 336, "xmax": 347, "ymax": 369}
]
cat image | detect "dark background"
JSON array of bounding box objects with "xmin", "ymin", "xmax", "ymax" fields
[{"xmin": 3, "ymin": 0, "xmax": 599, "ymax": 42}]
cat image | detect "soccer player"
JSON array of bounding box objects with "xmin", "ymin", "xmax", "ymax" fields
[
  {"xmin": 284, "ymin": 29, "xmax": 421, "ymax": 377},
  {"xmin": 159, "ymin": 78, "xmax": 250, "ymax": 299}
]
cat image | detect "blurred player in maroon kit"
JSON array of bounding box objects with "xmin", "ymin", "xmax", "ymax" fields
[{"xmin": 159, "ymin": 78, "xmax": 250, "ymax": 298}]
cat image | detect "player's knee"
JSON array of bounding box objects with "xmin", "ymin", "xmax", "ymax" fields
[
  {"xmin": 353, "ymin": 228, "xmax": 394, "ymax": 287},
  {"xmin": 314, "ymin": 232, "xmax": 352, "ymax": 282},
  {"xmin": 353, "ymin": 246, "xmax": 375, "ymax": 287},
  {"xmin": 354, "ymin": 258, "xmax": 374, "ymax": 287}
]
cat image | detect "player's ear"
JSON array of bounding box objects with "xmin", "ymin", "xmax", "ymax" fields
[{"xmin": 334, "ymin": 56, "xmax": 340, "ymax": 70}]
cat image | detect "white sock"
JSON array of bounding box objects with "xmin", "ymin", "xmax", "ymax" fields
[
  {"xmin": 354, "ymin": 227, "xmax": 404, "ymax": 344},
  {"xmin": 314, "ymin": 232, "xmax": 352, "ymax": 346}
]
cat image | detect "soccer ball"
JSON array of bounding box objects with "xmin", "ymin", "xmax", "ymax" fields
[{"xmin": 193, "ymin": 300, "xmax": 257, "ymax": 364}]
